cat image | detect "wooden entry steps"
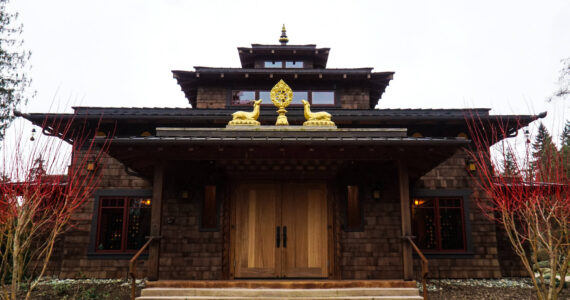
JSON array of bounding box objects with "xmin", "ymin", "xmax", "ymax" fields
[{"xmin": 137, "ymin": 280, "xmax": 423, "ymax": 300}]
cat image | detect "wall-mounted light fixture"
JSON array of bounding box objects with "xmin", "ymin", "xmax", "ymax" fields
[
  {"xmin": 466, "ymin": 158, "xmax": 476, "ymax": 171},
  {"xmin": 372, "ymin": 185, "xmax": 383, "ymax": 201},
  {"xmin": 86, "ymin": 160, "xmax": 97, "ymax": 172},
  {"xmin": 413, "ymin": 198, "xmax": 426, "ymax": 206}
]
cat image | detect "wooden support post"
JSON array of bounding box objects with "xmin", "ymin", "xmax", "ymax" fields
[
  {"xmin": 398, "ymin": 160, "xmax": 413, "ymax": 280},
  {"xmin": 148, "ymin": 162, "xmax": 164, "ymax": 281}
]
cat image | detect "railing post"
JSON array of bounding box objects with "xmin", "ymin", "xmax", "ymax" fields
[
  {"xmin": 404, "ymin": 236, "xmax": 429, "ymax": 300},
  {"xmin": 129, "ymin": 236, "xmax": 160, "ymax": 300}
]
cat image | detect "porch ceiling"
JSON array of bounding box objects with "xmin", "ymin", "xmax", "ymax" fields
[{"xmin": 95, "ymin": 128, "xmax": 468, "ymax": 180}]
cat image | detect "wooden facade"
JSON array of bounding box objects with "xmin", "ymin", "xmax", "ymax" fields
[{"xmin": 20, "ymin": 34, "xmax": 542, "ymax": 282}]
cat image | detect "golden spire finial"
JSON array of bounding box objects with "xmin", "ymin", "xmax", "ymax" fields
[{"xmin": 279, "ymin": 24, "xmax": 288, "ymax": 45}]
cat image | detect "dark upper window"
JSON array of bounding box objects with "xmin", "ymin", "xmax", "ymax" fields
[
  {"xmin": 96, "ymin": 196, "xmax": 151, "ymax": 253},
  {"xmin": 411, "ymin": 197, "xmax": 466, "ymax": 252},
  {"xmin": 345, "ymin": 185, "xmax": 363, "ymax": 231},
  {"xmin": 231, "ymin": 90, "xmax": 335, "ymax": 106},
  {"xmin": 312, "ymin": 91, "xmax": 334, "ymax": 105},
  {"xmin": 231, "ymin": 90, "xmax": 256, "ymax": 105},
  {"xmin": 264, "ymin": 61, "xmax": 282, "ymax": 68},
  {"xmin": 263, "ymin": 61, "xmax": 304, "ymax": 69},
  {"xmin": 285, "ymin": 61, "xmax": 303, "ymax": 68}
]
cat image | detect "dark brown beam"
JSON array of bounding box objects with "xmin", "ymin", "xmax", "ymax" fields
[
  {"xmin": 148, "ymin": 161, "xmax": 164, "ymax": 281},
  {"xmin": 398, "ymin": 160, "xmax": 413, "ymax": 280}
]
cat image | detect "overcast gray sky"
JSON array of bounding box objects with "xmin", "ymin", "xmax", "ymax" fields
[{"xmin": 9, "ymin": 0, "xmax": 570, "ymax": 138}]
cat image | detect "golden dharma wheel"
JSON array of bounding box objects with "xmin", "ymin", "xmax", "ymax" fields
[{"xmin": 270, "ymin": 80, "xmax": 293, "ymax": 108}]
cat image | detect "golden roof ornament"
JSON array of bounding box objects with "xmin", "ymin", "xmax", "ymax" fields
[
  {"xmin": 227, "ymin": 99, "xmax": 262, "ymax": 126},
  {"xmin": 271, "ymin": 80, "xmax": 293, "ymax": 126},
  {"xmin": 279, "ymin": 24, "xmax": 288, "ymax": 45},
  {"xmin": 302, "ymin": 100, "xmax": 335, "ymax": 127}
]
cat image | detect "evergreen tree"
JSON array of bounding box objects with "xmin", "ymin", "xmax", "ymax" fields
[
  {"xmin": 560, "ymin": 120, "xmax": 570, "ymax": 178},
  {"xmin": 531, "ymin": 123, "xmax": 557, "ymax": 181},
  {"xmin": 502, "ymin": 150, "xmax": 519, "ymax": 177},
  {"xmin": 0, "ymin": 0, "xmax": 33, "ymax": 141},
  {"xmin": 561, "ymin": 120, "xmax": 570, "ymax": 147}
]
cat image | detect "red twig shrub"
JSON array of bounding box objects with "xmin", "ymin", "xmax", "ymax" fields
[
  {"xmin": 0, "ymin": 115, "xmax": 111, "ymax": 300},
  {"xmin": 465, "ymin": 113, "xmax": 569, "ymax": 300}
]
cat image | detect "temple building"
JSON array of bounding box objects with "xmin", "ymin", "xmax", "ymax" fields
[{"xmin": 19, "ymin": 27, "xmax": 541, "ymax": 298}]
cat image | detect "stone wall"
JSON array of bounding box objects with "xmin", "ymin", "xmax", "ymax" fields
[
  {"xmin": 339, "ymin": 88, "xmax": 370, "ymax": 109},
  {"xmin": 196, "ymin": 88, "xmax": 226, "ymax": 109}
]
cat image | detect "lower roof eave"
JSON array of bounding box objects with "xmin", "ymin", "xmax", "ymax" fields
[{"xmin": 99, "ymin": 137, "xmax": 470, "ymax": 146}]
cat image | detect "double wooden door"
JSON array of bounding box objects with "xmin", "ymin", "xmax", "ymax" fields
[{"xmin": 232, "ymin": 182, "xmax": 328, "ymax": 278}]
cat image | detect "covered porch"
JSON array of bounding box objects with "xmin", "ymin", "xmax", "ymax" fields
[{"xmin": 100, "ymin": 126, "xmax": 467, "ymax": 283}]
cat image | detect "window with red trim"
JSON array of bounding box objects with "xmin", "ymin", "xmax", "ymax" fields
[
  {"xmin": 411, "ymin": 197, "xmax": 466, "ymax": 252},
  {"xmin": 96, "ymin": 197, "xmax": 151, "ymax": 252}
]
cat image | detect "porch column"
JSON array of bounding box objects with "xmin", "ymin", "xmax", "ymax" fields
[
  {"xmin": 398, "ymin": 160, "xmax": 413, "ymax": 280},
  {"xmin": 148, "ymin": 161, "xmax": 164, "ymax": 281}
]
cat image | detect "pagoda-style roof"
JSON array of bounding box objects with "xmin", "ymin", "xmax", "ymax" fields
[
  {"xmin": 172, "ymin": 68, "xmax": 394, "ymax": 108},
  {"xmin": 237, "ymin": 44, "xmax": 330, "ymax": 68},
  {"xmin": 16, "ymin": 108, "xmax": 544, "ymax": 146}
]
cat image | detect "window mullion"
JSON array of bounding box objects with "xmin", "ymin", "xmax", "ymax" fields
[
  {"xmin": 435, "ymin": 198, "xmax": 442, "ymax": 251},
  {"xmin": 121, "ymin": 197, "xmax": 129, "ymax": 252}
]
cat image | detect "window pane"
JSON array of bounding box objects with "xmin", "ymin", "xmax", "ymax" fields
[
  {"xmin": 231, "ymin": 90, "xmax": 256, "ymax": 105},
  {"xmin": 259, "ymin": 91, "xmax": 271, "ymax": 103},
  {"xmin": 312, "ymin": 91, "xmax": 335, "ymax": 105},
  {"xmin": 346, "ymin": 185, "xmax": 361, "ymax": 230},
  {"xmin": 201, "ymin": 186, "xmax": 217, "ymax": 229},
  {"xmin": 292, "ymin": 91, "xmax": 308, "ymax": 105},
  {"xmin": 264, "ymin": 61, "xmax": 281, "ymax": 68},
  {"xmin": 439, "ymin": 207, "xmax": 464, "ymax": 250},
  {"xmin": 412, "ymin": 207, "xmax": 437, "ymax": 250},
  {"xmin": 126, "ymin": 198, "xmax": 151, "ymax": 250},
  {"xmin": 439, "ymin": 198, "xmax": 461, "ymax": 208},
  {"xmin": 102, "ymin": 198, "xmax": 124, "ymax": 208},
  {"xmin": 98, "ymin": 208, "xmax": 124, "ymax": 250},
  {"xmin": 285, "ymin": 61, "xmax": 303, "ymax": 68}
]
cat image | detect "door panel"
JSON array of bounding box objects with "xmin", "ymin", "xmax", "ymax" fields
[
  {"xmin": 282, "ymin": 183, "xmax": 328, "ymax": 278},
  {"xmin": 234, "ymin": 183, "xmax": 281, "ymax": 278}
]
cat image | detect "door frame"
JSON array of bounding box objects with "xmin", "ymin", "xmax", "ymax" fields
[{"xmin": 229, "ymin": 180, "xmax": 335, "ymax": 279}]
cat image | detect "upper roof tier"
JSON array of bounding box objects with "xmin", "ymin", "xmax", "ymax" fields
[
  {"xmin": 238, "ymin": 44, "xmax": 331, "ymax": 69},
  {"xmin": 173, "ymin": 27, "xmax": 395, "ymax": 109},
  {"xmin": 238, "ymin": 25, "xmax": 330, "ymax": 68}
]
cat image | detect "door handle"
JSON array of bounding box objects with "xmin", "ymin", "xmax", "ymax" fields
[
  {"xmin": 283, "ymin": 226, "xmax": 287, "ymax": 248},
  {"xmin": 276, "ymin": 226, "xmax": 280, "ymax": 248}
]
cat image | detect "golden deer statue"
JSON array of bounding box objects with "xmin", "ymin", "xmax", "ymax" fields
[
  {"xmin": 301, "ymin": 99, "xmax": 335, "ymax": 126},
  {"xmin": 228, "ymin": 99, "xmax": 262, "ymax": 126}
]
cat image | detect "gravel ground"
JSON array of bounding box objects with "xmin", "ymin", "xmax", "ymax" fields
[{"xmin": 424, "ymin": 278, "xmax": 570, "ymax": 300}]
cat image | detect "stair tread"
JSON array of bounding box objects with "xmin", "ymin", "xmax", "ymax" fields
[
  {"xmin": 136, "ymin": 296, "xmax": 423, "ymax": 300},
  {"xmin": 141, "ymin": 287, "xmax": 420, "ymax": 296}
]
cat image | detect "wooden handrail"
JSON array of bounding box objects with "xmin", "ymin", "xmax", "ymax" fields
[
  {"xmin": 129, "ymin": 236, "xmax": 160, "ymax": 300},
  {"xmin": 404, "ymin": 236, "xmax": 429, "ymax": 300}
]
